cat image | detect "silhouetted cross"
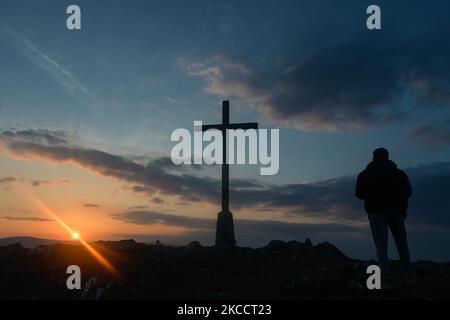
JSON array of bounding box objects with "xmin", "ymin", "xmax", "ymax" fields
[{"xmin": 202, "ymin": 100, "xmax": 258, "ymax": 245}]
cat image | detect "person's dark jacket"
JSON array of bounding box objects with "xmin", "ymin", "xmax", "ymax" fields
[{"xmin": 355, "ymin": 159, "xmax": 412, "ymax": 217}]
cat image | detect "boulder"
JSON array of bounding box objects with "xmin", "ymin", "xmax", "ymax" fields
[
  {"xmin": 187, "ymin": 241, "xmax": 202, "ymax": 249},
  {"xmin": 314, "ymin": 242, "xmax": 347, "ymax": 260},
  {"xmin": 265, "ymin": 240, "xmax": 288, "ymax": 252}
]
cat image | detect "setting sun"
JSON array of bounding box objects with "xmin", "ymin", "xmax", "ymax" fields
[{"xmin": 72, "ymin": 232, "xmax": 80, "ymax": 239}]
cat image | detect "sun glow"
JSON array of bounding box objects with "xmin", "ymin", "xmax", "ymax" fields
[{"xmin": 24, "ymin": 192, "xmax": 119, "ymax": 276}]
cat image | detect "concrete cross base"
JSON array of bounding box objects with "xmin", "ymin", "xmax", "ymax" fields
[{"xmin": 215, "ymin": 211, "xmax": 236, "ymax": 247}]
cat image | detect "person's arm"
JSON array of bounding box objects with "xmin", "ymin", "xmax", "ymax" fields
[
  {"xmin": 355, "ymin": 172, "xmax": 366, "ymax": 199},
  {"xmin": 401, "ymin": 171, "xmax": 412, "ymax": 199}
]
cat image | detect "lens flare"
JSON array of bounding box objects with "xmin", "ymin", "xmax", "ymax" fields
[{"xmin": 25, "ymin": 192, "xmax": 119, "ymax": 276}]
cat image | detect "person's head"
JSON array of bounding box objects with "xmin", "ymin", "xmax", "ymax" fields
[{"xmin": 373, "ymin": 147, "xmax": 389, "ymax": 161}]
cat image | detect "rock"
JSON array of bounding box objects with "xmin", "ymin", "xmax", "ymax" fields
[
  {"xmin": 176, "ymin": 241, "xmax": 203, "ymax": 258},
  {"xmin": 116, "ymin": 239, "xmax": 140, "ymax": 250},
  {"xmin": 94, "ymin": 239, "xmax": 141, "ymax": 251},
  {"xmin": 305, "ymin": 238, "xmax": 313, "ymax": 246},
  {"xmin": 265, "ymin": 240, "xmax": 288, "ymax": 252},
  {"xmin": 1, "ymin": 239, "xmax": 449, "ymax": 300},
  {"xmin": 286, "ymin": 241, "xmax": 312, "ymax": 259},
  {"xmin": 346, "ymin": 279, "xmax": 364, "ymax": 292},
  {"xmin": 0, "ymin": 243, "xmax": 29, "ymax": 262},
  {"xmin": 187, "ymin": 241, "xmax": 202, "ymax": 249},
  {"xmin": 314, "ymin": 242, "xmax": 348, "ymax": 260}
]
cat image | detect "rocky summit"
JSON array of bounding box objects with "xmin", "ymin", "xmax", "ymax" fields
[{"xmin": 0, "ymin": 239, "xmax": 449, "ymax": 300}]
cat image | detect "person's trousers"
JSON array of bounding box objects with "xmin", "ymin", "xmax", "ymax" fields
[{"xmin": 368, "ymin": 212, "xmax": 411, "ymax": 275}]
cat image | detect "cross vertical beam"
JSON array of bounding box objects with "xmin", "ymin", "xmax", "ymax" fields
[{"xmin": 222, "ymin": 101, "xmax": 229, "ymax": 213}]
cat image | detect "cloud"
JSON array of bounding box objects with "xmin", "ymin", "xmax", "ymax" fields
[
  {"xmin": 0, "ymin": 129, "xmax": 221, "ymax": 204},
  {"xmin": 112, "ymin": 210, "xmax": 360, "ymax": 234},
  {"xmin": 232, "ymin": 162, "xmax": 450, "ymax": 230},
  {"xmin": 0, "ymin": 130, "xmax": 290, "ymax": 212},
  {"xmin": 0, "ymin": 176, "xmax": 21, "ymax": 190},
  {"xmin": 112, "ymin": 210, "xmax": 215, "ymax": 230},
  {"xmin": 128, "ymin": 205, "xmax": 149, "ymax": 210},
  {"xmin": 6, "ymin": 30, "xmax": 89, "ymax": 102},
  {"xmin": 3, "ymin": 129, "xmax": 450, "ymax": 260},
  {"xmin": 151, "ymin": 197, "xmax": 164, "ymax": 204},
  {"xmin": 181, "ymin": 30, "xmax": 450, "ymax": 131},
  {"xmin": 0, "ymin": 174, "xmax": 70, "ymax": 189},
  {"xmin": 84, "ymin": 203, "xmax": 100, "ymax": 208},
  {"xmin": 0, "ymin": 129, "xmax": 70, "ymax": 146},
  {"xmin": 0, "ymin": 177, "xmax": 16, "ymax": 184},
  {"xmin": 1, "ymin": 24, "xmax": 90, "ymax": 99},
  {"xmin": 408, "ymin": 120, "xmax": 450, "ymax": 145},
  {"xmin": 3, "ymin": 128, "xmax": 450, "ymax": 231},
  {"xmin": 112, "ymin": 210, "xmax": 362, "ymax": 247},
  {"xmin": 1, "ymin": 216, "xmax": 54, "ymax": 222},
  {"xmin": 231, "ymin": 176, "xmax": 362, "ymax": 221},
  {"xmin": 31, "ymin": 179, "xmax": 71, "ymax": 187}
]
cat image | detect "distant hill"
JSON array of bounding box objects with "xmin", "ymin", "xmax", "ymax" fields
[{"xmin": 0, "ymin": 236, "xmax": 74, "ymax": 248}]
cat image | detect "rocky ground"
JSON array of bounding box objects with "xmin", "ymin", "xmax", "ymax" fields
[{"xmin": 0, "ymin": 239, "xmax": 449, "ymax": 300}]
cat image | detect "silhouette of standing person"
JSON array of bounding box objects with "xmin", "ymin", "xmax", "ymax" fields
[{"xmin": 355, "ymin": 148, "xmax": 412, "ymax": 277}]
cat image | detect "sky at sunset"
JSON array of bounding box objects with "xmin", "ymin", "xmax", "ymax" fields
[{"xmin": 1, "ymin": 0, "xmax": 450, "ymax": 261}]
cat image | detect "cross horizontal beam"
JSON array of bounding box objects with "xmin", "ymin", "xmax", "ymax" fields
[{"xmin": 202, "ymin": 122, "xmax": 258, "ymax": 131}]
